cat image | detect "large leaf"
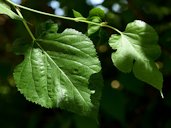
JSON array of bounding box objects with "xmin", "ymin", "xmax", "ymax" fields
[
  {"xmin": 109, "ymin": 20, "xmax": 163, "ymax": 91},
  {"xmin": 0, "ymin": 0, "xmax": 21, "ymax": 20},
  {"xmin": 13, "ymin": 22, "xmax": 102, "ymax": 117}
]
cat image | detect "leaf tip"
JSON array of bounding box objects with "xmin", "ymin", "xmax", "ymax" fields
[
  {"xmin": 90, "ymin": 90, "xmax": 95, "ymax": 94},
  {"xmin": 160, "ymin": 91, "xmax": 164, "ymax": 99}
]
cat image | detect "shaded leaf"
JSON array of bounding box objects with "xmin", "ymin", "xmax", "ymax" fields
[
  {"xmin": 13, "ymin": 22, "xmax": 102, "ymax": 117},
  {"xmin": 0, "ymin": 0, "xmax": 21, "ymax": 20},
  {"xmin": 88, "ymin": 71, "xmax": 103, "ymax": 118},
  {"xmin": 36, "ymin": 20, "xmax": 58, "ymax": 37},
  {"xmin": 13, "ymin": 38, "xmax": 32, "ymax": 55},
  {"xmin": 109, "ymin": 20, "xmax": 163, "ymax": 90}
]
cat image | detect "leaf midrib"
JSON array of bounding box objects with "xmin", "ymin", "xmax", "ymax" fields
[
  {"xmin": 49, "ymin": 53, "xmax": 96, "ymax": 72},
  {"xmin": 42, "ymin": 46, "xmax": 90, "ymax": 107},
  {"xmin": 121, "ymin": 34, "xmax": 150, "ymax": 61}
]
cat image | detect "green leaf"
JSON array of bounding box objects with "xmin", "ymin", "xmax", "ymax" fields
[
  {"xmin": 72, "ymin": 10, "xmax": 86, "ymax": 21},
  {"xmin": 87, "ymin": 8, "xmax": 105, "ymax": 36},
  {"xmin": 13, "ymin": 22, "xmax": 102, "ymax": 117},
  {"xmin": 89, "ymin": 8, "xmax": 105, "ymax": 19},
  {"xmin": 73, "ymin": 9, "xmax": 83, "ymax": 18},
  {"xmin": 13, "ymin": 38, "xmax": 32, "ymax": 55},
  {"xmin": 0, "ymin": 0, "xmax": 21, "ymax": 20},
  {"xmin": 36, "ymin": 20, "xmax": 58, "ymax": 37},
  {"xmin": 109, "ymin": 20, "xmax": 163, "ymax": 91},
  {"xmin": 87, "ymin": 16, "xmax": 101, "ymax": 36}
]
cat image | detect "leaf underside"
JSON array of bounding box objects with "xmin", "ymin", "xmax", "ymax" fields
[
  {"xmin": 13, "ymin": 22, "xmax": 102, "ymax": 117},
  {"xmin": 109, "ymin": 20, "xmax": 163, "ymax": 91}
]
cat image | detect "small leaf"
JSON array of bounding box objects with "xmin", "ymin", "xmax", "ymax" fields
[
  {"xmin": 36, "ymin": 20, "xmax": 58, "ymax": 37},
  {"xmin": 89, "ymin": 8, "xmax": 105, "ymax": 19},
  {"xmin": 87, "ymin": 16, "xmax": 101, "ymax": 36},
  {"xmin": 87, "ymin": 8, "xmax": 105, "ymax": 36},
  {"xmin": 109, "ymin": 20, "xmax": 163, "ymax": 91},
  {"xmin": 0, "ymin": 0, "xmax": 21, "ymax": 20},
  {"xmin": 13, "ymin": 22, "xmax": 102, "ymax": 117},
  {"xmin": 73, "ymin": 9, "xmax": 83, "ymax": 18},
  {"xmin": 72, "ymin": 10, "xmax": 86, "ymax": 21}
]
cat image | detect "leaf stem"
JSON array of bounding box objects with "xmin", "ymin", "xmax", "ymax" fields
[
  {"xmin": 102, "ymin": 24, "xmax": 122, "ymax": 35},
  {"xmin": 6, "ymin": 0, "xmax": 75, "ymax": 21},
  {"xmin": 6, "ymin": 0, "xmax": 122, "ymax": 34},
  {"xmin": 15, "ymin": 8, "xmax": 36, "ymax": 41}
]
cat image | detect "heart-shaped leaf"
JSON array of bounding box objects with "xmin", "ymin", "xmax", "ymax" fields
[{"xmin": 13, "ymin": 22, "xmax": 102, "ymax": 117}]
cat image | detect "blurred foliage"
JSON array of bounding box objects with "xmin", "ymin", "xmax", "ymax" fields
[{"xmin": 1, "ymin": 0, "xmax": 171, "ymax": 127}]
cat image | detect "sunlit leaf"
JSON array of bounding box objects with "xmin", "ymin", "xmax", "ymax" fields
[
  {"xmin": 109, "ymin": 20, "xmax": 163, "ymax": 91},
  {"xmin": 87, "ymin": 8, "xmax": 105, "ymax": 36},
  {"xmin": 0, "ymin": 0, "xmax": 21, "ymax": 20},
  {"xmin": 73, "ymin": 9, "xmax": 83, "ymax": 18},
  {"xmin": 72, "ymin": 10, "xmax": 86, "ymax": 21},
  {"xmin": 89, "ymin": 8, "xmax": 105, "ymax": 19},
  {"xmin": 87, "ymin": 16, "xmax": 101, "ymax": 36},
  {"xmin": 13, "ymin": 22, "xmax": 102, "ymax": 117}
]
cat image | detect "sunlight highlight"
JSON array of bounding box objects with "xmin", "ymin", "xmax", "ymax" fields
[
  {"xmin": 48, "ymin": 0, "xmax": 64, "ymax": 16},
  {"xmin": 111, "ymin": 80, "xmax": 121, "ymax": 89},
  {"xmin": 11, "ymin": 0, "xmax": 21, "ymax": 4},
  {"xmin": 86, "ymin": 0, "xmax": 104, "ymax": 6},
  {"xmin": 112, "ymin": 3, "xmax": 121, "ymax": 13},
  {"xmin": 160, "ymin": 91, "xmax": 164, "ymax": 99}
]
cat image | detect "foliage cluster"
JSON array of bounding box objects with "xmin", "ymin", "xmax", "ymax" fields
[{"xmin": 1, "ymin": 0, "xmax": 171, "ymax": 127}]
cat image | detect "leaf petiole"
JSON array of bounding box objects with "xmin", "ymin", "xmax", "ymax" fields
[
  {"xmin": 15, "ymin": 7, "xmax": 35, "ymax": 41},
  {"xmin": 5, "ymin": 0, "xmax": 122, "ymax": 34}
]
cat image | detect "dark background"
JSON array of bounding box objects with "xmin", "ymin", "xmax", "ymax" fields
[{"xmin": 1, "ymin": 0, "xmax": 171, "ymax": 127}]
